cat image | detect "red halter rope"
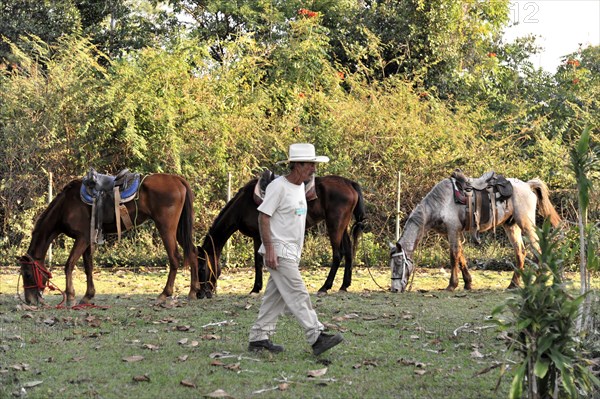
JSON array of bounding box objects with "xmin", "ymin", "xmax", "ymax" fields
[{"xmin": 18, "ymin": 254, "xmax": 66, "ymax": 307}]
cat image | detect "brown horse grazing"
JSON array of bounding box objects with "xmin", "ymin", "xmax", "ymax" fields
[
  {"xmin": 198, "ymin": 175, "xmax": 365, "ymax": 296},
  {"xmin": 17, "ymin": 173, "xmax": 207, "ymax": 306},
  {"xmin": 389, "ymin": 175, "xmax": 561, "ymax": 292}
]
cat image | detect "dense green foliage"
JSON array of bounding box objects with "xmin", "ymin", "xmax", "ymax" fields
[{"xmin": 0, "ymin": 1, "xmax": 598, "ymax": 266}]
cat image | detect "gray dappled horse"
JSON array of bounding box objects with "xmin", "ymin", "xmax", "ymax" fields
[{"xmin": 389, "ymin": 175, "xmax": 561, "ymax": 292}]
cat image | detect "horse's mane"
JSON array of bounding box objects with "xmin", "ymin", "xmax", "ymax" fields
[
  {"xmin": 32, "ymin": 179, "xmax": 81, "ymax": 231},
  {"xmin": 405, "ymin": 178, "xmax": 450, "ymax": 230},
  {"xmin": 207, "ymin": 178, "xmax": 256, "ymax": 235}
]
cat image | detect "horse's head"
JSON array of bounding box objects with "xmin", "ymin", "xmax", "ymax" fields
[
  {"xmin": 197, "ymin": 246, "xmax": 221, "ymax": 299},
  {"xmin": 17, "ymin": 254, "xmax": 51, "ymax": 305},
  {"xmin": 389, "ymin": 242, "xmax": 413, "ymax": 293}
]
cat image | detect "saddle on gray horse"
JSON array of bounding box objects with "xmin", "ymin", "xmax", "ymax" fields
[
  {"xmin": 253, "ymin": 169, "xmax": 317, "ymax": 205},
  {"xmin": 80, "ymin": 168, "xmax": 141, "ymax": 245},
  {"xmin": 450, "ymin": 169, "xmax": 513, "ymax": 244}
]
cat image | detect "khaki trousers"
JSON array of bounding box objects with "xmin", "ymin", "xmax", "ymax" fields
[{"xmin": 249, "ymin": 257, "xmax": 324, "ymax": 345}]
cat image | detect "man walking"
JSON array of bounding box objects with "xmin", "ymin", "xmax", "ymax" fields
[{"xmin": 248, "ymin": 143, "xmax": 344, "ymax": 356}]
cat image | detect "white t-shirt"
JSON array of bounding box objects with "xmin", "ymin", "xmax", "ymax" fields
[{"xmin": 257, "ymin": 176, "xmax": 307, "ymax": 261}]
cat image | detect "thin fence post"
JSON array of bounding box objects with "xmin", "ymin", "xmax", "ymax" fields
[
  {"xmin": 48, "ymin": 171, "xmax": 53, "ymax": 265},
  {"xmin": 396, "ymin": 171, "xmax": 401, "ymax": 242},
  {"xmin": 225, "ymin": 172, "xmax": 232, "ymax": 267}
]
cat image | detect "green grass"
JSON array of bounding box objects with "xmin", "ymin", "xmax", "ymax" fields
[{"xmin": 0, "ymin": 266, "xmax": 586, "ymax": 398}]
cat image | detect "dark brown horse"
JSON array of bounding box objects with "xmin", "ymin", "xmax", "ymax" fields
[
  {"xmin": 198, "ymin": 175, "xmax": 365, "ymax": 296},
  {"xmin": 17, "ymin": 174, "xmax": 207, "ymax": 306}
]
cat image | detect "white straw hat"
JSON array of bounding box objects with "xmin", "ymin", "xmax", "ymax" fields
[{"xmin": 278, "ymin": 143, "xmax": 330, "ymax": 164}]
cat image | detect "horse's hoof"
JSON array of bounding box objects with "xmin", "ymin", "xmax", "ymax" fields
[
  {"xmin": 188, "ymin": 291, "xmax": 198, "ymax": 301},
  {"xmin": 248, "ymin": 292, "xmax": 260, "ymax": 297},
  {"xmin": 78, "ymin": 297, "xmax": 92, "ymax": 305},
  {"xmin": 156, "ymin": 294, "xmax": 168, "ymax": 304},
  {"xmin": 464, "ymin": 285, "xmax": 473, "ymax": 291},
  {"xmin": 444, "ymin": 286, "xmax": 456, "ymax": 292},
  {"xmin": 316, "ymin": 290, "xmax": 328, "ymax": 297}
]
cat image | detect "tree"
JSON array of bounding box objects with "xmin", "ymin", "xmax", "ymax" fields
[
  {"xmin": 0, "ymin": 0, "xmax": 81, "ymax": 64},
  {"xmin": 77, "ymin": 0, "xmax": 182, "ymax": 59}
]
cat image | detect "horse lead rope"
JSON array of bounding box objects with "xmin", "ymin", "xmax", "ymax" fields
[
  {"xmin": 362, "ymin": 237, "xmax": 388, "ymax": 292},
  {"xmin": 17, "ymin": 254, "xmax": 109, "ymax": 310}
]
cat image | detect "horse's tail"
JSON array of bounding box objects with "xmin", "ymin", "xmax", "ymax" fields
[
  {"xmin": 350, "ymin": 181, "xmax": 366, "ymax": 259},
  {"xmin": 528, "ymin": 178, "xmax": 561, "ymax": 227},
  {"xmin": 177, "ymin": 178, "xmax": 198, "ymax": 270}
]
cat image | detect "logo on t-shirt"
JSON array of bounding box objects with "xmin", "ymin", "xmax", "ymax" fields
[{"xmin": 295, "ymin": 200, "xmax": 307, "ymax": 216}]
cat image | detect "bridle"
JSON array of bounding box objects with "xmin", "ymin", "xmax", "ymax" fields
[
  {"xmin": 200, "ymin": 235, "xmax": 219, "ymax": 293},
  {"xmin": 19, "ymin": 254, "xmax": 54, "ymax": 291},
  {"xmin": 18, "ymin": 253, "xmax": 65, "ymax": 306},
  {"xmin": 391, "ymin": 247, "xmax": 414, "ymax": 292}
]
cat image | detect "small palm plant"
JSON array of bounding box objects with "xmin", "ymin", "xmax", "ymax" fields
[{"xmin": 491, "ymin": 220, "xmax": 599, "ymax": 398}]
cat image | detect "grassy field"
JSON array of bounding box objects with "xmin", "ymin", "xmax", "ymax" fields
[{"xmin": 0, "ymin": 265, "xmax": 584, "ymax": 398}]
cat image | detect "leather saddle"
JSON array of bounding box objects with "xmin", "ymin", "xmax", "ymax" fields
[
  {"xmin": 253, "ymin": 169, "xmax": 317, "ymax": 205},
  {"xmin": 450, "ymin": 169, "xmax": 513, "ymax": 244},
  {"xmin": 80, "ymin": 168, "xmax": 141, "ymax": 245}
]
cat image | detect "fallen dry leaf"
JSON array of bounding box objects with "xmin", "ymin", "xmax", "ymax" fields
[
  {"xmin": 471, "ymin": 349, "xmax": 485, "ymax": 358},
  {"xmin": 176, "ymin": 325, "xmax": 192, "ymax": 331},
  {"xmin": 201, "ymin": 334, "xmax": 220, "ymax": 340},
  {"xmin": 224, "ymin": 363, "xmax": 241, "ymax": 371},
  {"xmin": 157, "ymin": 317, "xmax": 177, "ymax": 324},
  {"xmin": 133, "ymin": 374, "xmax": 150, "ymax": 382},
  {"xmin": 122, "ymin": 355, "xmax": 144, "ymax": 363},
  {"xmin": 278, "ymin": 383, "xmax": 289, "ymax": 391},
  {"xmin": 362, "ymin": 315, "xmax": 378, "ymax": 321},
  {"xmin": 307, "ymin": 368, "xmax": 328, "ymax": 378},
  {"xmin": 180, "ymin": 379, "xmax": 196, "ymax": 388},
  {"xmin": 414, "ymin": 369, "xmax": 427, "ymax": 375},
  {"xmin": 143, "ymin": 344, "xmax": 160, "ymax": 351},
  {"xmin": 22, "ymin": 380, "xmax": 43, "ymax": 388},
  {"xmin": 178, "ymin": 355, "xmax": 189, "ymax": 362},
  {"xmin": 11, "ymin": 363, "xmax": 30, "ymax": 371},
  {"xmin": 204, "ymin": 388, "xmax": 234, "ymax": 398}
]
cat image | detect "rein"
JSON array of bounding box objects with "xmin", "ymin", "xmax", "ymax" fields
[{"xmin": 362, "ymin": 237, "xmax": 388, "ymax": 292}]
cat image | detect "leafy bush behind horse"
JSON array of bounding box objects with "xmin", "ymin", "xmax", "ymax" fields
[{"xmin": 0, "ymin": 36, "xmax": 596, "ymax": 270}]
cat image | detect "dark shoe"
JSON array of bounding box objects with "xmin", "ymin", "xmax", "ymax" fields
[
  {"xmin": 312, "ymin": 332, "xmax": 343, "ymax": 356},
  {"xmin": 248, "ymin": 339, "xmax": 284, "ymax": 353}
]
